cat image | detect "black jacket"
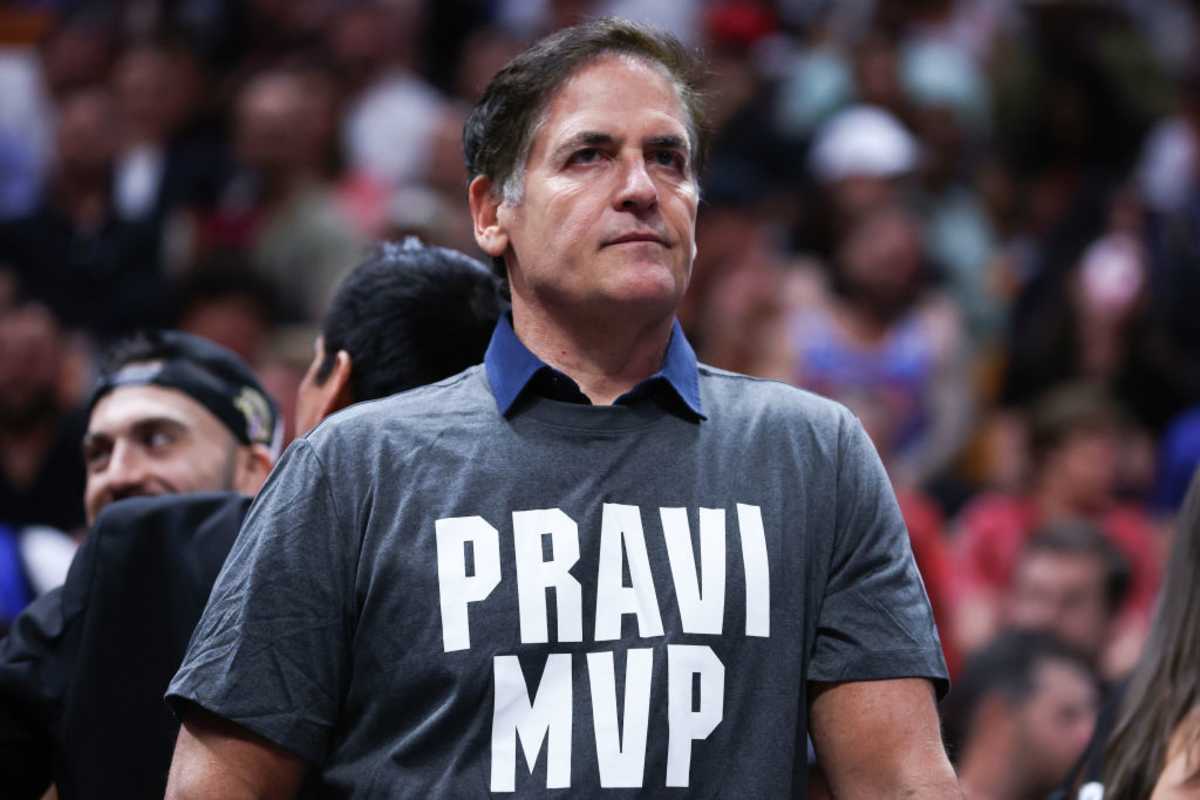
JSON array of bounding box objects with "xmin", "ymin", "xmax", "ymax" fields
[{"xmin": 0, "ymin": 492, "xmax": 250, "ymax": 799}]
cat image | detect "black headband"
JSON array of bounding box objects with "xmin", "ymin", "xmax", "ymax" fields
[{"xmin": 88, "ymin": 357, "xmax": 282, "ymax": 458}]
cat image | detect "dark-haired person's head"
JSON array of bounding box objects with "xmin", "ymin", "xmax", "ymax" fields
[
  {"xmin": 294, "ymin": 239, "xmax": 503, "ymax": 435},
  {"xmin": 82, "ymin": 331, "xmax": 281, "ymax": 525},
  {"xmin": 945, "ymin": 630, "xmax": 1098, "ymax": 800},
  {"xmin": 1030, "ymin": 383, "xmax": 1124, "ymax": 514},
  {"xmin": 462, "ymin": 17, "xmax": 709, "ymax": 295},
  {"xmin": 1006, "ymin": 519, "xmax": 1131, "ymax": 665}
]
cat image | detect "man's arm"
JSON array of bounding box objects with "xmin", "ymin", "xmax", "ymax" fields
[
  {"xmin": 166, "ymin": 705, "xmax": 307, "ymax": 800},
  {"xmin": 810, "ymin": 678, "xmax": 962, "ymax": 799}
]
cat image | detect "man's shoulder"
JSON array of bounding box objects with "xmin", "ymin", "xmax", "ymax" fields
[
  {"xmin": 697, "ymin": 363, "xmax": 850, "ymax": 429},
  {"xmin": 306, "ymin": 365, "xmax": 494, "ymax": 444}
]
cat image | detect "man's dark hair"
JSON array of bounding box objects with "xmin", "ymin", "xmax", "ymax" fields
[
  {"xmin": 1029, "ymin": 382, "xmax": 1122, "ymax": 464},
  {"xmin": 462, "ymin": 17, "xmax": 709, "ymax": 285},
  {"xmin": 941, "ymin": 630, "xmax": 1095, "ymax": 763},
  {"xmin": 1022, "ymin": 518, "xmax": 1132, "ymax": 616},
  {"xmin": 316, "ymin": 239, "xmax": 504, "ymax": 402}
]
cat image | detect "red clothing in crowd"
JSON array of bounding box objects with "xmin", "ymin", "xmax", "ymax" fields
[
  {"xmin": 954, "ymin": 493, "xmax": 1163, "ymax": 619},
  {"xmin": 897, "ymin": 490, "xmax": 962, "ymax": 678}
]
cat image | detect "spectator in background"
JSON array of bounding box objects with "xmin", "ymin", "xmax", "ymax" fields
[
  {"xmin": 80, "ymin": 331, "xmax": 279, "ymax": 529},
  {"xmin": 0, "ymin": 301, "xmax": 87, "ymax": 630},
  {"xmin": 678, "ymin": 158, "xmax": 789, "ymax": 376},
  {"xmin": 0, "ymin": 86, "xmax": 167, "ymax": 339},
  {"xmin": 0, "ymin": 239, "xmax": 504, "ymax": 800},
  {"xmin": 0, "ymin": 301, "xmax": 87, "ymax": 533},
  {"xmin": 1004, "ymin": 187, "xmax": 1200, "ymax": 443},
  {"xmin": 333, "ymin": 1, "xmax": 446, "ymax": 192},
  {"xmin": 953, "ymin": 383, "xmax": 1162, "ymax": 671},
  {"xmin": 758, "ymin": 202, "xmax": 973, "ymax": 491},
  {"xmin": 110, "ymin": 37, "xmax": 227, "ymax": 227},
  {"xmin": 197, "ymin": 67, "xmax": 363, "ymax": 321},
  {"xmin": 944, "ymin": 630, "xmax": 1099, "ymax": 800},
  {"xmin": 799, "ymin": 104, "xmax": 919, "ymax": 259},
  {"xmin": 172, "ymin": 253, "xmax": 281, "ymax": 365},
  {"xmin": 1090, "ymin": 470, "xmax": 1200, "ymax": 798},
  {"xmin": 1004, "ymin": 519, "xmax": 1132, "ymax": 682}
]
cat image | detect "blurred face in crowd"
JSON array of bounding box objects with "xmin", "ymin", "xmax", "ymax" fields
[
  {"xmin": 476, "ymin": 56, "xmax": 699, "ymax": 324},
  {"xmin": 112, "ymin": 45, "xmax": 182, "ymax": 144},
  {"xmin": 82, "ymin": 384, "xmax": 266, "ymax": 524},
  {"xmin": 1044, "ymin": 428, "xmax": 1119, "ymax": 513},
  {"xmin": 56, "ymin": 88, "xmax": 116, "ymax": 182},
  {"xmin": 838, "ymin": 206, "xmax": 924, "ymax": 314},
  {"xmin": 0, "ymin": 304, "xmax": 64, "ymax": 426},
  {"xmin": 41, "ymin": 22, "xmax": 113, "ymax": 97},
  {"xmin": 328, "ymin": 5, "xmax": 392, "ymax": 86},
  {"xmin": 1007, "ymin": 550, "xmax": 1112, "ymax": 662},
  {"xmin": 236, "ymin": 73, "xmax": 310, "ymax": 180},
  {"xmin": 1012, "ymin": 658, "xmax": 1098, "ymax": 795}
]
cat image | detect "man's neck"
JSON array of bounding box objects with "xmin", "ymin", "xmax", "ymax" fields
[{"xmin": 510, "ymin": 297, "xmax": 675, "ymax": 406}]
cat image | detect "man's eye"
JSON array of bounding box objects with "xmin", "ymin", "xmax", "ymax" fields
[
  {"xmin": 83, "ymin": 447, "xmax": 110, "ymax": 471},
  {"xmin": 143, "ymin": 430, "xmax": 175, "ymax": 449},
  {"xmin": 652, "ymin": 150, "xmax": 685, "ymax": 170},
  {"xmin": 569, "ymin": 147, "xmax": 601, "ymax": 164}
]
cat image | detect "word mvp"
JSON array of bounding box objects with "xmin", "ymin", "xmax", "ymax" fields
[{"xmin": 435, "ymin": 502, "xmax": 771, "ymax": 792}]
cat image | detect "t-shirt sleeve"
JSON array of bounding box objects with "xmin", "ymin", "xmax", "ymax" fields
[
  {"xmin": 166, "ymin": 439, "xmax": 356, "ymax": 763},
  {"xmin": 806, "ymin": 411, "xmax": 950, "ymax": 698}
]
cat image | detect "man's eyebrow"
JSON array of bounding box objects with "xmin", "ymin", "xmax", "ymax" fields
[
  {"xmin": 81, "ymin": 432, "xmax": 110, "ymax": 453},
  {"xmin": 130, "ymin": 416, "xmax": 190, "ymax": 434},
  {"xmin": 551, "ymin": 131, "xmax": 616, "ymax": 160},
  {"xmin": 644, "ymin": 134, "xmax": 689, "ymax": 153},
  {"xmin": 83, "ymin": 415, "xmax": 190, "ymax": 449}
]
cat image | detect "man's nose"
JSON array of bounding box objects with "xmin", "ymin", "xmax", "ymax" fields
[
  {"xmin": 100, "ymin": 441, "xmax": 149, "ymax": 498},
  {"xmin": 614, "ymin": 157, "xmax": 658, "ymax": 213}
]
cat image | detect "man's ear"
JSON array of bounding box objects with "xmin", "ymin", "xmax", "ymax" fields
[
  {"xmin": 236, "ymin": 443, "xmax": 276, "ymax": 496},
  {"xmin": 318, "ymin": 349, "xmax": 354, "ymax": 419},
  {"xmin": 468, "ymin": 175, "xmax": 509, "ymax": 258}
]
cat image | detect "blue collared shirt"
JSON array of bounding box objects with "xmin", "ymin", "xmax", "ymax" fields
[{"xmin": 484, "ymin": 315, "xmax": 705, "ymax": 420}]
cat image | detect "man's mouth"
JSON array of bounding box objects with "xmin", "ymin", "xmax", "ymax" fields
[{"xmin": 604, "ymin": 232, "xmax": 670, "ymax": 247}]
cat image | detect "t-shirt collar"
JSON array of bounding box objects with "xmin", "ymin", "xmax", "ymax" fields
[{"xmin": 484, "ymin": 315, "xmax": 705, "ymax": 420}]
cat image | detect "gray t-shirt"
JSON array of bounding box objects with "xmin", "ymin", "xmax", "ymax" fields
[{"xmin": 168, "ymin": 364, "xmax": 947, "ymax": 797}]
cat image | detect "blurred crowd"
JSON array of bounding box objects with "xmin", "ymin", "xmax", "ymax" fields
[{"xmin": 1, "ymin": 0, "xmax": 1199, "ymax": 797}]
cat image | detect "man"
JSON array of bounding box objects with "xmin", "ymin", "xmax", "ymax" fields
[
  {"xmin": 944, "ymin": 630, "xmax": 1100, "ymax": 800},
  {"xmin": 80, "ymin": 331, "xmax": 281, "ymax": 526},
  {"xmin": 0, "ymin": 85, "xmax": 167, "ymax": 339},
  {"xmin": 1005, "ymin": 519, "xmax": 1131, "ymax": 679},
  {"xmin": 166, "ymin": 19, "xmax": 957, "ymax": 798},
  {"xmin": 953, "ymin": 383, "xmax": 1160, "ymax": 667},
  {"xmin": 0, "ymin": 240, "xmax": 504, "ymax": 799},
  {"xmin": 0, "ymin": 328, "xmax": 281, "ymax": 800}
]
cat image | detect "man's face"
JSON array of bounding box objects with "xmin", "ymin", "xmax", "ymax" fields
[
  {"xmin": 1014, "ymin": 660, "xmax": 1098, "ymax": 794},
  {"xmin": 1007, "ymin": 551, "xmax": 1112, "ymax": 661},
  {"xmin": 490, "ymin": 55, "xmax": 700, "ymax": 321},
  {"xmin": 236, "ymin": 74, "xmax": 309, "ymax": 177},
  {"xmin": 1047, "ymin": 429, "xmax": 1118, "ymax": 512},
  {"xmin": 82, "ymin": 384, "xmax": 245, "ymax": 524}
]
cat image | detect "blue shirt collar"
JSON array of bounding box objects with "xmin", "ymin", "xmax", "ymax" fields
[{"xmin": 484, "ymin": 315, "xmax": 705, "ymax": 420}]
